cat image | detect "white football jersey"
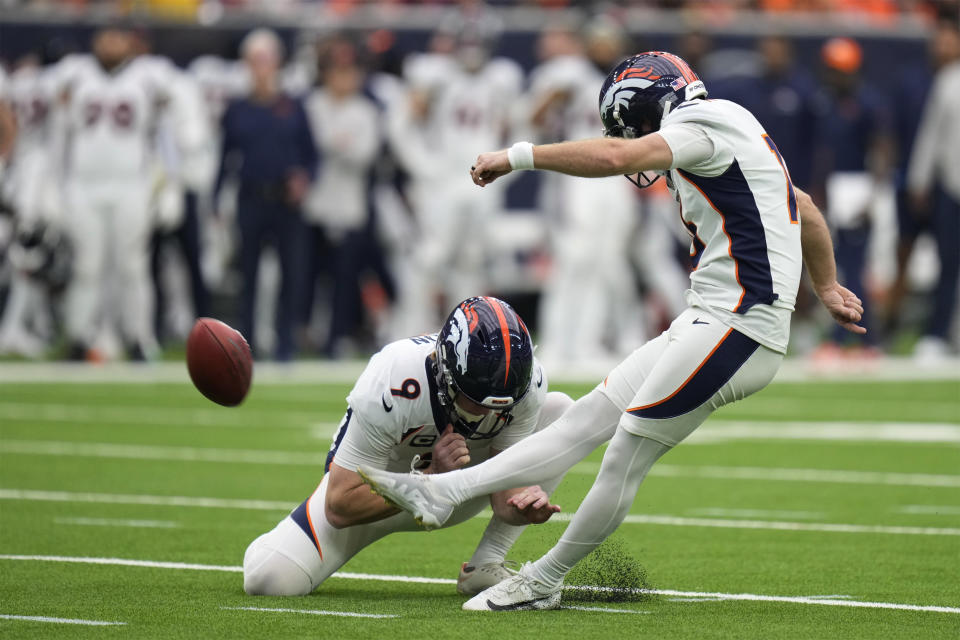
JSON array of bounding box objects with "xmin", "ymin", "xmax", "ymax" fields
[
  {"xmin": 55, "ymin": 54, "xmax": 183, "ymax": 182},
  {"xmin": 7, "ymin": 64, "xmax": 57, "ymax": 156},
  {"xmin": 659, "ymin": 98, "xmax": 803, "ymax": 353},
  {"xmin": 431, "ymin": 58, "xmax": 522, "ymax": 171},
  {"xmin": 328, "ymin": 335, "xmax": 547, "ymax": 474},
  {"xmin": 528, "ymin": 54, "xmax": 605, "ymax": 142}
]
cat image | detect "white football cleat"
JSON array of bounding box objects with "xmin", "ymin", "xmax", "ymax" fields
[
  {"xmin": 457, "ymin": 561, "xmax": 519, "ymax": 596},
  {"xmin": 462, "ymin": 563, "xmax": 562, "ymax": 611},
  {"xmin": 356, "ymin": 466, "xmax": 454, "ymax": 531}
]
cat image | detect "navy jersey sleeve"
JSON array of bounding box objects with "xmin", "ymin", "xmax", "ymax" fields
[{"xmin": 214, "ymin": 99, "xmax": 239, "ymax": 201}]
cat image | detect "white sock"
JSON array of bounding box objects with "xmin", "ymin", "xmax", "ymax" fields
[
  {"xmin": 468, "ymin": 517, "xmax": 522, "ymax": 567},
  {"xmin": 432, "ymin": 390, "xmax": 622, "ymax": 505},
  {"xmin": 529, "ymin": 429, "xmax": 671, "ymax": 588}
]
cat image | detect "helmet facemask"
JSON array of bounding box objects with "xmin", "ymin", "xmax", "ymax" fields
[{"xmin": 433, "ymin": 349, "xmax": 513, "ymax": 440}]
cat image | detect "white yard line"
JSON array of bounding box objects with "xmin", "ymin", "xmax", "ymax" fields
[
  {"xmin": 5, "ymin": 487, "xmax": 959, "ymax": 536},
  {"xmin": 222, "ymin": 606, "xmax": 397, "ymax": 619},
  {"xmin": 561, "ymin": 606, "xmax": 651, "ymax": 614},
  {"xmin": 550, "ymin": 513, "xmax": 960, "ymax": 536},
  {"xmin": 689, "ymin": 421, "xmax": 960, "ymax": 445},
  {"xmin": 0, "ymin": 402, "xmax": 318, "ymax": 429},
  {"xmin": 4, "ymin": 440, "xmax": 959, "ymax": 490},
  {"xmin": 573, "ymin": 463, "xmax": 960, "ymax": 488},
  {"xmin": 53, "ymin": 517, "xmax": 179, "ymax": 529},
  {"xmin": 0, "ymin": 613, "xmax": 126, "ymax": 626},
  {"xmin": 0, "ymin": 489, "xmax": 294, "ymax": 511},
  {"xmin": 686, "ymin": 508, "xmax": 826, "ymax": 520},
  {"xmin": 898, "ymin": 505, "xmax": 960, "ymax": 515},
  {"xmin": 1, "ymin": 555, "xmax": 957, "ymax": 615},
  {"xmin": 0, "ymin": 440, "xmax": 325, "ymax": 466}
]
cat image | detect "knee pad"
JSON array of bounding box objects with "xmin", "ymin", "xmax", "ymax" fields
[{"xmin": 243, "ymin": 536, "xmax": 314, "ymax": 596}]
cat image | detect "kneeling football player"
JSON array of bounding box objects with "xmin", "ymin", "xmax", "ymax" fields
[{"xmin": 243, "ymin": 296, "xmax": 572, "ymax": 596}]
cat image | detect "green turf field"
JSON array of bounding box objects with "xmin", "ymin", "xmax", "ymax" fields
[{"xmin": 1, "ymin": 370, "xmax": 959, "ymax": 638}]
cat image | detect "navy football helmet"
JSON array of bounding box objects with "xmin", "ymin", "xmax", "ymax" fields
[
  {"xmin": 434, "ymin": 296, "xmax": 533, "ymax": 440},
  {"xmin": 598, "ymin": 51, "xmax": 707, "ymax": 188}
]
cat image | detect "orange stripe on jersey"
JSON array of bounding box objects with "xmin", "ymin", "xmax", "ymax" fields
[
  {"xmin": 762, "ymin": 134, "xmax": 800, "ymax": 225},
  {"xmin": 676, "ymin": 171, "xmax": 747, "ymax": 311},
  {"xmin": 626, "ymin": 328, "xmax": 734, "ymax": 413},
  {"xmin": 484, "ymin": 296, "xmax": 512, "ymax": 386},
  {"xmin": 304, "ymin": 491, "xmax": 323, "ymax": 561}
]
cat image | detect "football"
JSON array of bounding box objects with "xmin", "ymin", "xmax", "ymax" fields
[{"xmin": 186, "ymin": 317, "xmax": 253, "ymax": 407}]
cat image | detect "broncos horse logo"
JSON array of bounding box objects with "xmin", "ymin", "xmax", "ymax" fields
[
  {"xmin": 445, "ymin": 306, "xmax": 473, "ymax": 375},
  {"xmin": 600, "ymin": 76, "xmax": 659, "ymax": 130}
]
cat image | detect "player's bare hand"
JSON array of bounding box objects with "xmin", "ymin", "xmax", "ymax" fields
[
  {"xmin": 506, "ymin": 485, "xmax": 560, "ymax": 524},
  {"xmin": 470, "ymin": 150, "xmax": 511, "ymax": 187},
  {"xmin": 817, "ymin": 282, "xmax": 866, "ymax": 334},
  {"xmin": 429, "ymin": 425, "xmax": 470, "ymax": 473}
]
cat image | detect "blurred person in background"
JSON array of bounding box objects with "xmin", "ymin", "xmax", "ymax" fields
[
  {"xmin": 0, "ymin": 47, "xmax": 62, "ymax": 357},
  {"xmin": 811, "ymin": 36, "xmax": 894, "ymax": 358},
  {"xmin": 0, "ymin": 68, "xmax": 14, "ymax": 168},
  {"xmin": 147, "ymin": 31, "xmax": 217, "ymax": 347},
  {"xmin": 904, "ymin": 17, "xmax": 960, "ymax": 361},
  {"xmin": 526, "ymin": 18, "xmax": 645, "ymax": 364},
  {"xmin": 216, "ymin": 28, "xmax": 318, "ymax": 362},
  {"xmin": 384, "ymin": 28, "xmax": 458, "ymax": 337},
  {"xmin": 302, "ymin": 36, "xmax": 383, "ymax": 358},
  {"xmin": 721, "ymin": 35, "xmax": 817, "ymax": 192},
  {"xmin": 389, "ymin": 19, "xmax": 522, "ymax": 329},
  {"xmin": 54, "ymin": 25, "xmax": 200, "ymax": 361}
]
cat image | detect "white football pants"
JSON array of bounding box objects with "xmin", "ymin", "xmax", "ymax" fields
[
  {"xmin": 243, "ymin": 391, "xmax": 574, "ymax": 596},
  {"xmin": 539, "ymin": 175, "xmax": 641, "ymax": 362},
  {"xmin": 63, "ymin": 179, "xmax": 156, "ymax": 350}
]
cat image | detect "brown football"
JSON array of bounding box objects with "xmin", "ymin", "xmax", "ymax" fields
[{"xmin": 186, "ymin": 318, "xmax": 253, "ymax": 407}]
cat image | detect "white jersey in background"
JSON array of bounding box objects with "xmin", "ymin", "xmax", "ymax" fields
[
  {"xmin": 53, "ymin": 53, "xmax": 197, "ymax": 356},
  {"xmin": 659, "ymin": 98, "xmax": 803, "ymax": 353},
  {"xmin": 390, "ymin": 55, "xmax": 523, "ymax": 330},
  {"xmin": 4, "ymin": 63, "xmax": 60, "ymax": 224},
  {"xmin": 527, "ymin": 54, "xmax": 643, "ymax": 363},
  {"xmin": 56, "ymin": 54, "xmax": 183, "ymax": 182},
  {"xmin": 432, "ymin": 59, "xmax": 522, "ymax": 172},
  {"xmin": 302, "ymin": 87, "xmax": 380, "ymax": 238}
]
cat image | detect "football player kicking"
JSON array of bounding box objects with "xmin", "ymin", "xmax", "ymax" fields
[
  {"xmin": 358, "ymin": 51, "xmax": 866, "ymax": 611},
  {"xmin": 244, "ymin": 296, "xmax": 573, "ymax": 597}
]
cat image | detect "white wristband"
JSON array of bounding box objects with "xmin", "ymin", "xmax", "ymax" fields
[{"xmin": 507, "ymin": 141, "xmax": 535, "ymax": 171}]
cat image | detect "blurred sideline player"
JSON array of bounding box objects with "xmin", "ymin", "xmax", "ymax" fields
[
  {"xmin": 527, "ymin": 19, "xmax": 644, "ymax": 364},
  {"xmin": 53, "ymin": 25, "xmax": 200, "ymax": 360},
  {"xmin": 811, "ymin": 37, "xmax": 894, "ymax": 355},
  {"xmin": 359, "ymin": 51, "xmax": 865, "ymax": 610},
  {"xmin": 389, "ymin": 22, "xmax": 522, "ymax": 330},
  {"xmin": 244, "ymin": 296, "xmax": 573, "ymax": 597},
  {"xmin": 0, "ymin": 50, "xmax": 62, "ymax": 356}
]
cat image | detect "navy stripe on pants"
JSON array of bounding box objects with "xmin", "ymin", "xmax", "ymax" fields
[{"xmin": 627, "ymin": 328, "xmax": 760, "ymax": 420}]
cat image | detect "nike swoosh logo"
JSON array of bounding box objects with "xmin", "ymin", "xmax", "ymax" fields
[
  {"xmin": 692, "ymin": 318, "xmax": 709, "ymax": 325},
  {"xmin": 381, "ymin": 394, "xmax": 393, "ymax": 412},
  {"xmin": 486, "ymin": 598, "xmax": 540, "ymax": 611},
  {"xmin": 536, "ymin": 368, "xmax": 544, "ymax": 388}
]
